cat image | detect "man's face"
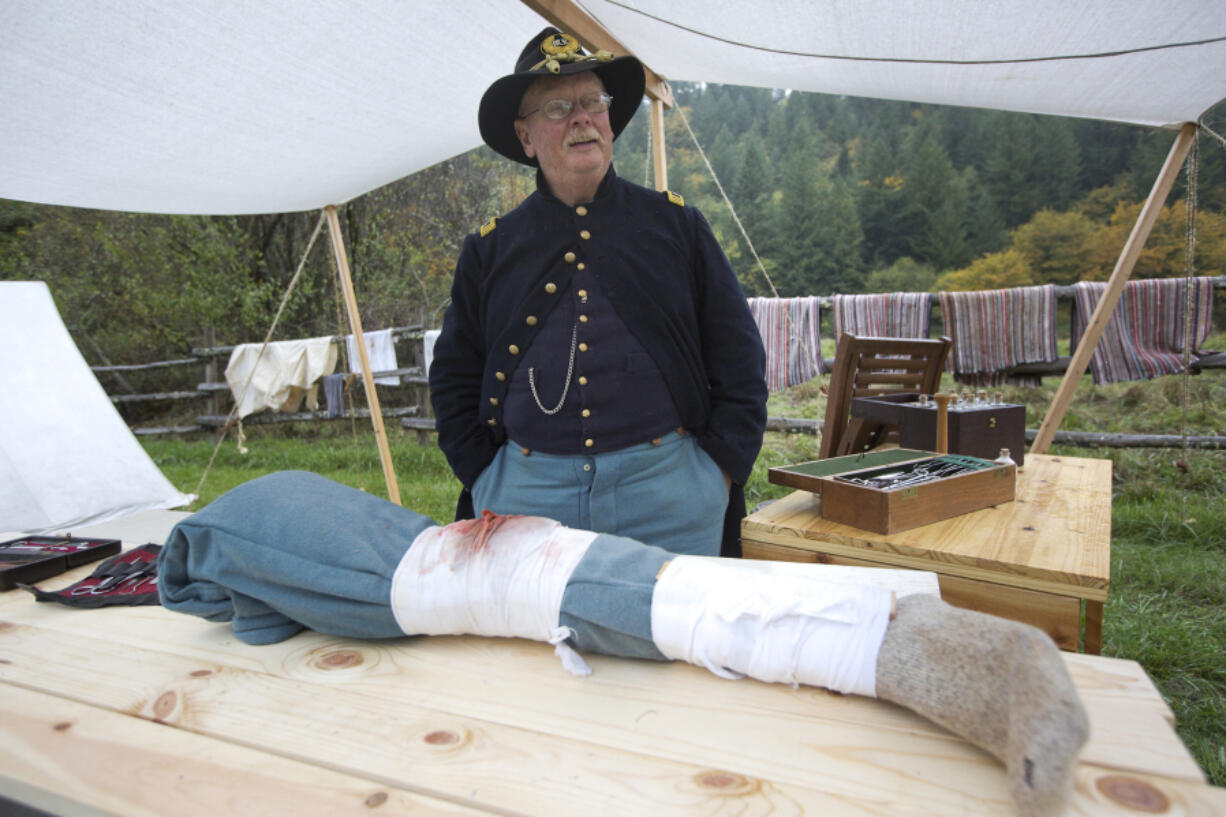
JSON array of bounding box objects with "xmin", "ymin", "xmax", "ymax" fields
[{"xmin": 514, "ymin": 73, "xmax": 614, "ymax": 188}]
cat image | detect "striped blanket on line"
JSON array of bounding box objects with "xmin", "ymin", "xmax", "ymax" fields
[
  {"xmin": 938, "ymin": 285, "xmax": 1058, "ymax": 388},
  {"xmin": 832, "ymin": 292, "xmax": 932, "ymax": 340},
  {"xmin": 1071, "ymin": 277, "xmax": 1216, "ymax": 385},
  {"xmin": 747, "ymin": 296, "xmax": 823, "ymax": 392}
]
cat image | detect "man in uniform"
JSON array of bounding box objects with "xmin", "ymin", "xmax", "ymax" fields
[{"xmin": 429, "ymin": 28, "xmax": 767, "ymax": 557}]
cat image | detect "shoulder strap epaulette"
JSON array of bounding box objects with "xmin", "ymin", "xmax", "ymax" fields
[
  {"xmin": 479, "ymin": 217, "xmax": 497, "ymax": 237},
  {"xmin": 665, "ymin": 190, "xmax": 684, "ymax": 207}
]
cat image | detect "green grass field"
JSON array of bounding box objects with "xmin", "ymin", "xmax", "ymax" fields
[{"xmin": 141, "ymin": 362, "xmax": 1225, "ymax": 786}]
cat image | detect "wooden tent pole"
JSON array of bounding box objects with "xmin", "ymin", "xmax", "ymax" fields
[
  {"xmin": 1030, "ymin": 122, "xmax": 1198, "ymax": 455},
  {"xmin": 651, "ymin": 98, "xmax": 668, "ymax": 191},
  {"xmin": 324, "ymin": 205, "xmax": 402, "ymax": 506}
]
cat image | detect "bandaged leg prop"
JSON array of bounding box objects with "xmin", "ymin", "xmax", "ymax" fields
[{"xmin": 160, "ymin": 472, "xmax": 1087, "ymax": 817}]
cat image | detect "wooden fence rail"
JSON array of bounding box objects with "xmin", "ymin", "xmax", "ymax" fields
[{"xmin": 765, "ymin": 417, "xmax": 1226, "ymax": 450}]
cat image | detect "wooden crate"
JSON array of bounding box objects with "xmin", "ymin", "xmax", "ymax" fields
[
  {"xmin": 851, "ymin": 395, "xmax": 1028, "ymax": 465},
  {"xmin": 819, "ymin": 456, "xmax": 1016, "ymax": 534}
]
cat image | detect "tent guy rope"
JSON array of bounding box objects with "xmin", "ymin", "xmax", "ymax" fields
[{"xmin": 191, "ymin": 211, "xmax": 327, "ymax": 500}]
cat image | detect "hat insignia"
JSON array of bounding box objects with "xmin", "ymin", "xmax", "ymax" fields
[
  {"xmin": 541, "ymin": 33, "xmax": 581, "ymax": 58},
  {"xmin": 532, "ymin": 32, "xmax": 614, "ymax": 74}
]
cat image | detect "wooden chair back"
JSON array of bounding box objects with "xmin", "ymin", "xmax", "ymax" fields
[{"xmin": 819, "ymin": 332, "xmax": 952, "ymax": 459}]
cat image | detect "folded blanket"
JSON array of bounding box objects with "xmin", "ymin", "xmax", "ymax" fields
[
  {"xmin": 747, "ymin": 296, "xmax": 823, "ymax": 392},
  {"xmin": 938, "ymin": 285, "xmax": 1058, "ymax": 388},
  {"xmin": 1071, "ymin": 277, "xmax": 1215, "ymax": 384}
]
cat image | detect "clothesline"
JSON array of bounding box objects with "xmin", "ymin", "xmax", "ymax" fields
[
  {"xmin": 751, "ymin": 277, "xmax": 1222, "ymax": 392},
  {"xmin": 770, "ymin": 276, "xmax": 1226, "ymax": 310}
]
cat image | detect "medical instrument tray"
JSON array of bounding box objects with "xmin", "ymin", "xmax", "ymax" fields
[{"xmin": 0, "ymin": 535, "xmax": 122, "ymax": 590}]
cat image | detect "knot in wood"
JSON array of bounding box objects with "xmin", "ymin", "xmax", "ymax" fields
[
  {"xmin": 1096, "ymin": 775, "xmax": 1171, "ymax": 813},
  {"xmin": 424, "ymin": 729, "xmax": 461, "ymax": 746},
  {"xmin": 153, "ymin": 690, "xmax": 177, "ymax": 721},
  {"xmin": 695, "ymin": 771, "xmax": 752, "ymax": 793},
  {"xmin": 315, "ymin": 649, "xmax": 363, "ymax": 669}
]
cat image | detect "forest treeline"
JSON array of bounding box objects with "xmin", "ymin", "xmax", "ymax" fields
[{"xmin": 2, "ymin": 83, "xmax": 1223, "ymax": 371}]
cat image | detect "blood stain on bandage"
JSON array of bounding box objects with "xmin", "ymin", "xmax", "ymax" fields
[
  {"xmin": 447, "ymin": 510, "xmax": 524, "ymax": 555},
  {"xmin": 425, "ymin": 510, "xmax": 546, "ymax": 571}
]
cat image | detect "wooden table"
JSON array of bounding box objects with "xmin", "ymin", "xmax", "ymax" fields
[
  {"xmin": 3, "ymin": 508, "xmax": 1223, "ymax": 817},
  {"xmin": 743, "ymin": 454, "xmax": 1111, "ymax": 653}
]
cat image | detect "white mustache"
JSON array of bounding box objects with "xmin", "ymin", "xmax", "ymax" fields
[{"xmin": 565, "ymin": 129, "xmax": 603, "ymax": 147}]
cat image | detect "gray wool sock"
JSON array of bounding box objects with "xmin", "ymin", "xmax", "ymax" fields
[{"xmin": 875, "ymin": 594, "xmax": 1089, "ymax": 817}]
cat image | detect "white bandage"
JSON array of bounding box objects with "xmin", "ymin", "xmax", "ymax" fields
[
  {"xmin": 650, "ymin": 556, "xmax": 897, "ymax": 697},
  {"xmin": 390, "ymin": 513, "xmax": 597, "ymax": 674}
]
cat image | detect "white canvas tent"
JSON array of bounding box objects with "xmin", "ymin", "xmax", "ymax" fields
[
  {"xmin": 4, "ymin": 1, "xmax": 1223, "ymax": 214},
  {"xmin": 2, "ymin": 0, "xmax": 1225, "ymax": 507},
  {"xmin": 0, "ymin": 282, "xmax": 194, "ymax": 535}
]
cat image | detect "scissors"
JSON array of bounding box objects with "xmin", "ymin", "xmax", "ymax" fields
[{"xmin": 69, "ymin": 573, "xmax": 145, "ymax": 595}]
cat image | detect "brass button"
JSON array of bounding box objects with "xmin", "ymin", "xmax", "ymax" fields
[
  {"xmin": 578, "ymin": 289, "xmax": 587, "ymax": 298},
  {"xmin": 578, "ymin": 342, "xmax": 588, "ymax": 352},
  {"xmin": 489, "ymin": 397, "xmax": 499, "ymax": 406},
  {"xmin": 508, "ymin": 344, "xmax": 519, "ymax": 355},
  {"xmin": 581, "ymin": 408, "xmax": 591, "ymax": 418},
  {"xmin": 584, "ymin": 438, "xmax": 594, "ymax": 448},
  {"xmin": 521, "ymin": 446, "xmax": 531, "ymax": 456},
  {"xmin": 564, "ymin": 251, "xmax": 576, "ymax": 263},
  {"xmin": 526, "ymin": 315, "xmax": 538, "ymax": 326},
  {"xmin": 577, "ymin": 262, "xmax": 585, "ymax": 270},
  {"xmin": 578, "ymin": 376, "xmax": 588, "ymax": 385},
  {"xmin": 576, "ymin": 205, "xmax": 588, "ymax": 216},
  {"xmin": 579, "ymin": 230, "xmax": 591, "ymax": 240},
  {"xmin": 495, "ymin": 371, "xmax": 506, "ymax": 381},
  {"xmin": 545, "ymin": 282, "xmax": 557, "ymax": 294},
  {"xmin": 487, "ymin": 418, "xmax": 497, "ymax": 426},
  {"xmin": 579, "ymin": 314, "xmax": 588, "ymax": 323}
]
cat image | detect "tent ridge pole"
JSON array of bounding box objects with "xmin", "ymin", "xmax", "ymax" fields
[
  {"xmin": 325, "ymin": 204, "xmax": 402, "ymax": 505},
  {"xmin": 1030, "ymin": 122, "xmax": 1198, "ymax": 455}
]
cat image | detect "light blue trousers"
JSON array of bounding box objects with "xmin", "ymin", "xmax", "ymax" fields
[
  {"xmin": 472, "ymin": 431, "xmax": 728, "ymax": 557},
  {"xmin": 159, "ymin": 471, "xmax": 667, "ymax": 660}
]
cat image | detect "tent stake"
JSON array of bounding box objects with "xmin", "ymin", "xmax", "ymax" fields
[
  {"xmin": 325, "ymin": 205, "xmax": 402, "ymax": 505},
  {"xmin": 1029, "ymin": 122, "xmax": 1198, "ymax": 455}
]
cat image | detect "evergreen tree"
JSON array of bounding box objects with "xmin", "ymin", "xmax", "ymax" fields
[
  {"xmin": 774, "ymin": 119, "xmax": 824, "ymax": 294},
  {"xmin": 855, "ymin": 129, "xmax": 911, "ymax": 269},
  {"xmin": 901, "ymin": 121, "xmax": 970, "ymax": 270},
  {"xmin": 1033, "ymin": 118, "xmax": 1082, "ymax": 211},
  {"xmin": 709, "ymin": 125, "xmax": 741, "ymax": 194},
  {"xmin": 772, "ymin": 119, "xmax": 866, "ymax": 295},
  {"xmin": 731, "ymin": 128, "xmax": 775, "ymax": 268},
  {"xmin": 983, "ymin": 112, "xmax": 1043, "ymax": 227},
  {"xmin": 810, "ymin": 175, "xmax": 866, "ymax": 294},
  {"xmin": 964, "ymin": 176, "xmax": 1009, "ymax": 258}
]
